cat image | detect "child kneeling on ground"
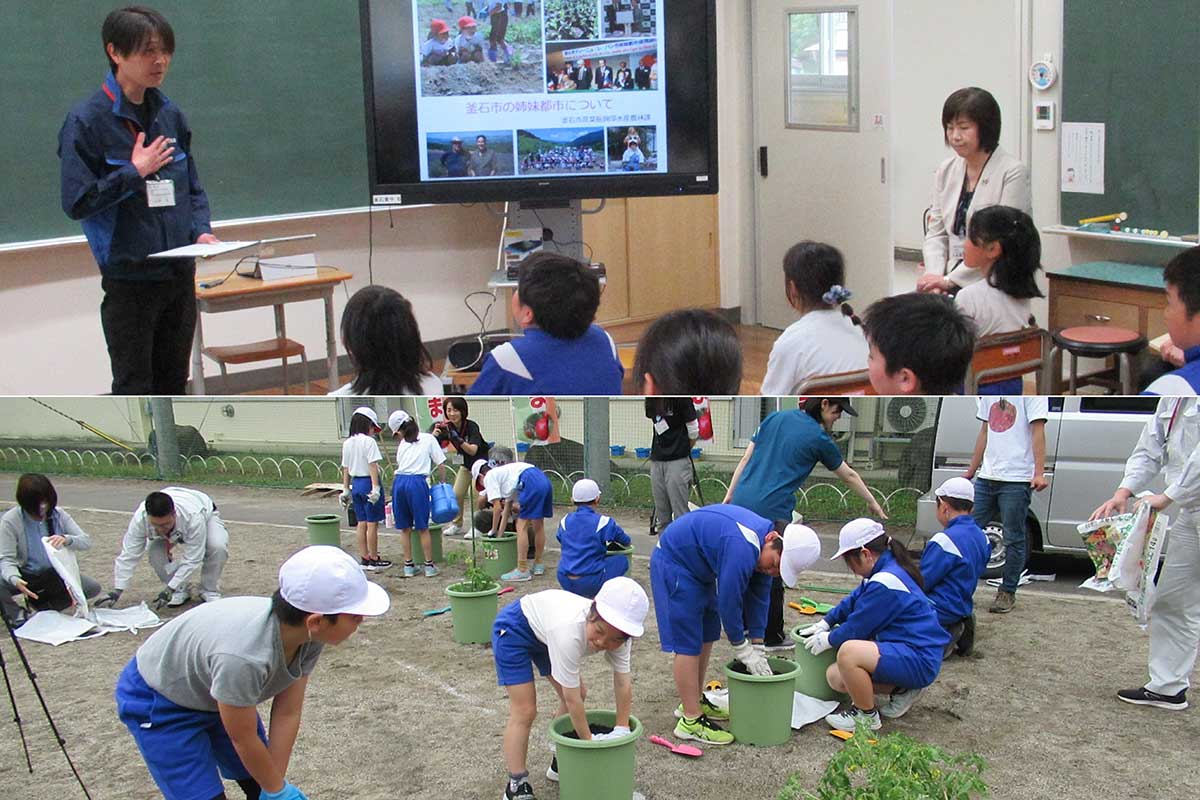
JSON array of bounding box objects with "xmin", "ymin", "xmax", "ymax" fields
[
  {"xmin": 556, "ymin": 478, "xmax": 632, "ymax": 598},
  {"xmin": 493, "ymin": 577, "xmax": 648, "ymax": 800},
  {"xmin": 799, "ymin": 519, "xmax": 950, "ymax": 730},
  {"xmin": 473, "ymin": 459, "xmax": 554, "ymax": 581},
  {"xmin": 115, "ymin": 546, "xmax": 389, "ymax": 800},
  {"xmin": 919, "ymin": 478, "xmax": 990, "ymax": 657}
]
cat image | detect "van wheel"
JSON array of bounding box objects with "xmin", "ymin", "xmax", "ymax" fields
[{"xmin": 981, "ymin": 519, "xmax": 1037, "ymax": 580}]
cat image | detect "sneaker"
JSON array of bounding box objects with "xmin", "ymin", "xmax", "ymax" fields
[
  {"xmin": 674, "ymin": 697, "xmax": 729, "ymax": 721},
  {"xmin": 1116, "ymin": 686, "xmax": 1188, "ymax": 711},
  {"xmin": 545, "ymin": 756, "xmax": 558, "ymax": 782},
  {"xmin": 878, "ymin": 687, "xmax": 924, "ymax": 719},
  {"xmin": 673, "ymin": 714, "xmax": 734, "ymax": 745},
  {"xmin": 825, "ymin": 705, "xmax": 882, "ymax": 732},
  {"xmin": 372, "ymin": 558, "xmax": 393, "ymax": 570},
  {"xmin": 531, "ymin": 563, "xmax": 546, "ymax": 577},
  {"xmin": 764, "ymin": 638, "xmax": 795, "ymax": 653},
  {"xmin": 956, "ymin": 613, "xmax": 976, "ymax": 656},
  {"xmin": 503, "ymin": 779, "xmax": 536, "ymax": 800},
  {"xmin": 166, "ymin": 589, "xmax": 191, "ymax": 607},
  {"xmin": 403, "ymin": 564, "xmax": 420, "ymax": 578},
  {"xmin": 501, "ymin": 568, "xmax": 532, "ymax": 582},
  {"xmin": 462, "ymin": 529, "xmax": 478, "ymax": 540},
  {"xmin": 361, "ymin": 558, "xmax": 379, "ymax": 572},
  {"xmin": 441, "ymin": 523, "xmax": 461, "ymax": 536},
  {"xmin": 989, "ymin": 590, "xmax": 1015, "ymax": 614},
  {"xmin": 424, "ymin": 564, "xmax": 440, "ymax": 578},
  {"xmin": 199, "ymin": 591, "xmax": 223, "ymax": 603}
]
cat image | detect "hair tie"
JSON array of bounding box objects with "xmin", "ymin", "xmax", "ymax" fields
[{"xmin": 822, "ymin": 285, "xmax": 853, "ymax": 305}]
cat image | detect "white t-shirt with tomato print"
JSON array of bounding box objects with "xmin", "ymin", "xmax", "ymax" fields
[{"xmin": 975, "ymin": 397, "xmax": 1049, "ymax": 482}]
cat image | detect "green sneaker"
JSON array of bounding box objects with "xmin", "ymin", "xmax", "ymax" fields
[
  {"xmin": 673, "ymin": 714, "xmax": 734, "ymax": 746},
  {"xmin": 673, "ymin": 698, "xmax": 729, "ymax": 721}
]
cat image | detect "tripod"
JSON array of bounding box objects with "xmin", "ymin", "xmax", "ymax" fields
[{"xmin": 0, "ymin": 614, "xmax": 92, "ymax": 799}]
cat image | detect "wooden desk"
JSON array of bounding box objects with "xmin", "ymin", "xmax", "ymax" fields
[
  {"xmin": 192, "ymin": 268, "xmax": 352, "ymax": 394},
  {"xmin": 1047, "ymin": 261, "xmax": 1167, "ymax": 340}
]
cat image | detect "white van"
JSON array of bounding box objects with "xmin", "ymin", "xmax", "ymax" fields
[{"xmin": 914, "ymin": 396, "xmax": 1163, "ymax": 577}]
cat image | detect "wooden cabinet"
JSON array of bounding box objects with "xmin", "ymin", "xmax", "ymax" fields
[
  {"xmin": 584, "ymin": 194, "xmax": 719, "ymax": 324},
  {"xmin": 1048, "ymin": 275, "xmax": 1167, "ymax": 339}
]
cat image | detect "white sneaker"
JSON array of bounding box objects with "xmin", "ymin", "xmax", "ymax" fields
[
  {"xmin": 200, "ymin": 591, "xmax": 223, "ymax": 603},
  {"xmin": 441, "ymin": 523, "xmax": 461, "ymax": 536},
  {"xmin": 166, "ymin": 590, "xmax": 191, "ymax": 607},
  {"xmin": 545, "ymin": 756, "xmax": 559, "ymax": 782},
  {"xmin": 462, "ymin": 529, "xmax": 478, "ymax": 540},
  {"xmin": 878, "ymin": 687, "xmax": 924, "ymax": 719},
  {"xmin": 825, "ymin": 706, "xmax": 882, "ymax": 732}
]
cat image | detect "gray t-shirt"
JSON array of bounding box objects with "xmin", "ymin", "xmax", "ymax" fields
[{"xmin": 136, "ymin": 596, "xmax": 324, "ymax": 711}]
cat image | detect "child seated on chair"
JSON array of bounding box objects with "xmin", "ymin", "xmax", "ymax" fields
[
  {"xmin": 1144, "ymin": 246, "xmax": 1200, "ymax": 396},
  {"xmin": 862, "ymin": 293, "xmax": 975, "ymax": 395},
  {"xmin": 760, "ymin": 242, "xmax": 869, "ymax": 395},
  {"xmin": 632, "ymin": 308, "xmax": 743, "ymax": 395},
  {"xmin": 556, "ymin": 479, "xmax": 632, "ymax": 599},
  {"xmin": 333, "ymin": 285, "xmax": 443, "ymax": 396},
  {"xmin": 469, "ymin": 252, "xmax": 624, "ymax": 395},
  {"xmin": 954, "ymin": 206, "xmax": 1044, "ymax": 395},
  {"xmin": 919, "ymin": 478, "xmax": 990, "ymax": 657}
]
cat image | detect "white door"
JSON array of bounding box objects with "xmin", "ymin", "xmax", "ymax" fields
[{"xmin": 752, "ymin": 1, "xmax": 893, "ymax": 330}]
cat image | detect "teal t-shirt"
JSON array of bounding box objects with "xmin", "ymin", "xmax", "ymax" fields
[{"xmin": 728, "ymin": 410, "xmax": 844, "ymax": 522}]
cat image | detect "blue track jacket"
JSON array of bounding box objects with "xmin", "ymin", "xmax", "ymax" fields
[
  {"xmin": 469, "ymin": 326, "xmax": 624, "ymax": 396},
  {"xmin": 59, "ymin": 73, "xmax": 211, "ymax": 280},
  {"xmin": 657, "ymin": 505, "xmax": 773, "ymax": 643},
  {"xmin": 556, "ymin": 505, "xmax": 631, "ymax": 576},
  {"xmin": 824, "ymin": 551, "xmax": 950, "ymax": 655},
  {"xmin": 919, "ymin": 515, "xmax": 990, "ymax": 626}
]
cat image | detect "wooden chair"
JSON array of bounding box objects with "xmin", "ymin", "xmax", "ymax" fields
[
  {"xmin": 797, "ymin": 369, "xmax": 875, "ymax": 395},
  {"xmin": 203, "ymin": 337, "xmax": 309, "ymax": 394},
  {"xmin": 965, "ymin": 328, "xmax": 1049, "ymax": 394}
]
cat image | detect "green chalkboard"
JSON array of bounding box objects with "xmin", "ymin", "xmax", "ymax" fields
[
  {"xmin": 1061, "ymin": 0, "xmax": 1199, "ymax": 236},
  {"xmin": 0, "ymin": 1, "xmax": 366, "ymax": 246}
]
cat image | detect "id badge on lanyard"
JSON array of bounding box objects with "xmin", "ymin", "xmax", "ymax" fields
[{"xmin": 146, "ymin": 179, "xmax": 175, "ymax": 208}]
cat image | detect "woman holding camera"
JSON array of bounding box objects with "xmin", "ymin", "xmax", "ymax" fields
[{"xmin": 435, "ymin": 397, "xmax": 490, "ymax": 537}]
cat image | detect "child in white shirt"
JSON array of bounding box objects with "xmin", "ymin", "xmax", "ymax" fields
[
  {"xmin": 340, "ymin": 407, "xmax": 389, "ymax": 571},
  {"xmin": 388, "ymin": 410, "xmax": 448, "ymax": 578}
]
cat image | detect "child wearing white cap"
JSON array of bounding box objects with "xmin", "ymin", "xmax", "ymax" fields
[
  {"xmin": 340, "ymin": 407, "xmax": 390, "ymax": 571},
  {"xmin": 491, "ymin": 577, "xmax": 649, "ymax": 800},
  {"xmin": 115, "ymin": 546, "xmax": 389, "ymax": 800},
  {"xmin": 648, "ymin": 504, "xmax": 821, "ymax": 745},
  {"xmin": 388, "ymin": 409, "xmax": 449, "ymax": 578},
  {"xmin": 920, "ymin": 477, "xmax": 990, "ymax": 660},
  {"xmin": 798, "ymin": 518, "xmax": 950, "ymax": 731},
  {"xmin": 555, "ymin": 478, "xmax": 632, "ymax": 598},
  {"xmin": 471, "ymin": 459, "xmax": 555, "ymax": 581}
]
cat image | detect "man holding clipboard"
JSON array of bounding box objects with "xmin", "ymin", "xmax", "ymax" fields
[{"xmin": 59, "ymin": 6, "xmax": 218, "ymax": 394}]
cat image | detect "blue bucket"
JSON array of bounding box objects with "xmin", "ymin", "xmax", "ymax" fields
[
  {"xmin": 635, "ymin": 447, "xmax": 651, "ymax": 459},
  {"xmin": 516, "ymin": 442, "xmax": 531, "ymax": 453},
  {"xmin": 610, "ymin": 445, "xmax": 626, "ymax": 456}
]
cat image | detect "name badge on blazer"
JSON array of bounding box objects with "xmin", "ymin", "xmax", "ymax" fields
[{"xmin": 146, "ymin": 179, "xmax": 176, "ymax": 208}]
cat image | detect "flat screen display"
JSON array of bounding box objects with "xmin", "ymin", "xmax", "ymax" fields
[{"xmin": 361, "ymin": 0, "xmax": 718, "ymax": 205}]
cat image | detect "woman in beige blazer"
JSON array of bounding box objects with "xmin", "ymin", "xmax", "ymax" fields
[{"xmin": 919, "ymin": 87, "xmax": 1031, "ymax": 294}]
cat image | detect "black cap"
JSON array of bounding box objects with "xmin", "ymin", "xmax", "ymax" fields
[{"xmin": 829, "ymin": 397, "xmax": 858, "ymax": 416}]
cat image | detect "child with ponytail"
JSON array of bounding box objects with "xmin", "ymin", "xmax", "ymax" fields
[
  {"xmin": 761, "ymin": 242, "xmax": 869, "ymax": 395},
  {"xmin": 955, "ymin": 205, "xmax": 1045, "ymax": 394},
  {"xmin": 797, "ymin": 518, "xmax": 950, "ymax": 732}
]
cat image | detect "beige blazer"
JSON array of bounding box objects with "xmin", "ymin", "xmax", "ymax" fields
[{"xmin": 923, "ymin": 146, "xmax": 1031, "ymax": 287}]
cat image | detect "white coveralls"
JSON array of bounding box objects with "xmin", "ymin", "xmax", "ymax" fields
[
  {"xmin": 113, "ymin": 487, "xmax": 229, "ymax": 598},
  {"xmin": 1117, "ymin": 397, "xmax": 1200, "ymax": 695}
]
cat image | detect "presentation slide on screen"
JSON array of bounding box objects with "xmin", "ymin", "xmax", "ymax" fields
[{"xmin": 412, "ymin": 0, "xmax": 666, "ymax": 181}]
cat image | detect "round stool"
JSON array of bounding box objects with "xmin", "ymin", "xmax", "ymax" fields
[{"xmin": 1051, "ymin": 326, "xmax": 1147, "ymax": 394}]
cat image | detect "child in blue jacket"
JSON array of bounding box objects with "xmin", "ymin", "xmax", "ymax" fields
[
  {"xmin": 920, "ymin": 477, "xmax": 990, "ymax": 657},
  {"xmin": 556, "ymin": 479, "xmax": 631, "ymax": 598},
  {"xmin": 799, "ymin": 518, "xmax": 950, "ymax": 731}
]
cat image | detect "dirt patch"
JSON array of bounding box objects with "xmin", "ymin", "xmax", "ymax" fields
[
  {"xmin": 0, "ymin": 507, "xmax": 1192, "ymax": 800},
  {"xmin": 421, "ymin": 55, "xmax": 546, "ymax": 96}
]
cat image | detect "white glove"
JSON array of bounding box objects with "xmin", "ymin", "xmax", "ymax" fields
[
  {"xmin": 803, "ymin": 631, "xmax": 832, "ymax": 656},
  {"xmin": 339, "ymin": 489, "xmax": 351, "ymax": 506},
  {"xmin": 732, "ymin": 640, "xmax": 772, "ymax": 677},
  {"xmin": 592, "ymin": 725, "xmax": 631, "ymax": 741},
  {"xmin": 752, "ymin": 643, "xmax": 766, "ymax": 658},
  {"xmin": 367, "ymin": 486, "xmax": 381, "ymax": 504},
  {"xmin": 797, "ymin": 619, "xmax": 830, "ymax": 638}
]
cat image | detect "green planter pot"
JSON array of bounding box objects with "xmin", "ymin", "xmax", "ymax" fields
[
  {"xmin": 548, "ymin": 710, "xmax": 643, "ymax": 800},
  {"xmin": 409, "ymin": 526, "xmax": 445, "ymax": 564},
  {"xmin": 478, "ymin": 533, "xmax": 518, "ymax": 579},
  {"xmin": 304, "ymin": 514, "xmax": 342, "ymax": 548},
  {"xmin": 787, "ymin": 625, "xmax": 846, "ymax": 701},
  {"xmin": 603, "ymin": 544, "xmax": 634, "ymax": 581},
  {"xmin": 444, "ymin": 582, "xmax": 500, "ymax": 644},
  {"xmin": 723, "ymin": 657, "xmax": 800, "ymax": 746}
]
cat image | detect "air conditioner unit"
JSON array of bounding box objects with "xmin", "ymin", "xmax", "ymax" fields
[{"xmin": 880, "ymin": 397, "xmax": 930, "ymax": 435}]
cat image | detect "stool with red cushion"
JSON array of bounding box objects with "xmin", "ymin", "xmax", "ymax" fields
[{"xmin": 1050, "ymin": 326, "xmax": 1147, "ymax": 394}]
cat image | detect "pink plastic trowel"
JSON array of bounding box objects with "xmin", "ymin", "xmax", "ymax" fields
[{"xmin": 648, "ymin": 734, "xmax": 703, "ymax": 758}]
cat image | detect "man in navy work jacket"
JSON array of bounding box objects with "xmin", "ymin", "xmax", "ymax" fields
[{"xmin": 59, "ymin": 6, "xmax": 219, "ymax": 395}]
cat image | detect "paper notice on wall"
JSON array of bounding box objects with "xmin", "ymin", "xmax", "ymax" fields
[{"xmin": 1061, "ymin": 122, "xmax": 1105, "ymax": 194}]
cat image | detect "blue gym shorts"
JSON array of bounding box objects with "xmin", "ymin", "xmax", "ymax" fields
[
  {"xmin": 556, "ymin": 569, "xmax": 605, "ymax": 599},
  {"xmin": 516, "ymin": 468, "xmax": 554, "ymax": 520},
  {"xmin": 391, "ymin": 473, "xmax": 431, "ymax": 530},
  {"xmin": 873, "ymin": 641, "xmax": 942, "ymax": 690},
  {"xmin": 351, "ymin": 475, "xmax": 386, "ymax": 523},
  {"xmin": 492, "ymin": 601, "xmax": 552, "ymax": 686},
  {"xmin": 115, "ymin": 657, "xmax": 267, "ymax": 800},
  {"xmin": 649, "ymin": 548, "xmax": 720, "ymax": 656}
]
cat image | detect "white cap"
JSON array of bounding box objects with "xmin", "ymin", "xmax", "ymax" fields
[
  {"xmin": 471, "ymin": 460, "xmax": 488, "ymax": 483},
  {"xmin": 387, "ymin": 409, "xmax": 412, "ymax": 433},
  {"xmin": 278, "ymin": 545, "xmax": 390, "ymax": 616},
  {"xmin": 935, "ymin": 476, "xmax": 975, "ymax": 502},
  {"xmin": 572, "ymin": 478, "xmax": 601, "ymax": 503},
  {"xmin": 779, "ymin": 523, "xmax": 821, "ymax": 588},
  {"xmin": 830, "ymin": 518, "xmax": 886, "ymax": 560},
  {"xmin": 594, "ymin": 576, "xmax": 648, "ymax": 637},
  {"xmin": 352, "ymin": 406, "xmax": 380, "ymax": 428}
]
